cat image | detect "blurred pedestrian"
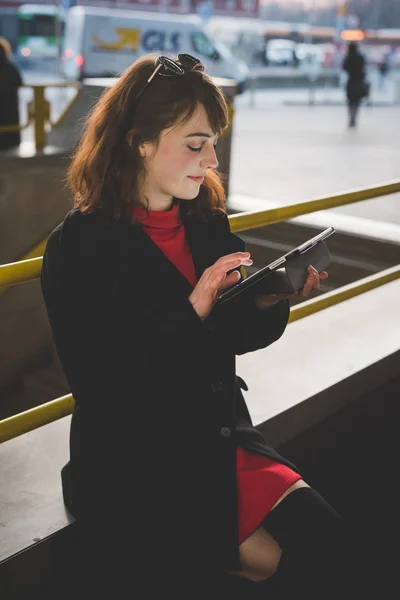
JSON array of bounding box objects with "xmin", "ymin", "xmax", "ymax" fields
[
  {"xmin": 378, "ymin": 52, "xmax": 390, "ymax": 90},
  {"xmin": 342, "ymin": 42, "xmax": 367, "ymax": 128},
  {"xmin": 0, "ymin": 37, "xmax": 23, "ymax": 151}
]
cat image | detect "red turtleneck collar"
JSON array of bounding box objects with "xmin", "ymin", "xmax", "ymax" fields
[{"xmin": 130, "ymin": 201, "xmax": 198, "ymax": 288}]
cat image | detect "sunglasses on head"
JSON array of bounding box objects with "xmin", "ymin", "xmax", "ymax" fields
[{"xmin": 136, "ymin": 54, "xmax": 204, "ymax": 101}]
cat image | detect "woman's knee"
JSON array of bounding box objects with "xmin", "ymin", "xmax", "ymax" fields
[
  {"xmin": 228, "ymin": 527, "xmax": 283, "ymax": 583},
  {"xmin": 230, "ymin": 486, "xmax": 349, "ymax": 586},
  {"xmin": 261, "ymin": 487, "xmax": 351, "ymax": 587}
]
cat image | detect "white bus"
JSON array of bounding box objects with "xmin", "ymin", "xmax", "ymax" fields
[{"xmin": 17, "ymin": 4, "xmax": 65, "ymax": 62}]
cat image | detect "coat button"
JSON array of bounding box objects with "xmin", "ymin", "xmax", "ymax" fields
[
  {"xmin": 220, "ymin": 427, "xmax": 231, "ymax": 438},
  {"xmin": 212, "ymin": 382, "xmax": 223, "ymax": 393}
]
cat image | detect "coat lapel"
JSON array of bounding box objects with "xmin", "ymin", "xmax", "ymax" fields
[{"xmin": 180, "ymin": 204, "xmax": 215, "ymax": 282}]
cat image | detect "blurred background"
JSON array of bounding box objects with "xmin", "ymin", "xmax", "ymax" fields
[{"xmin": 2, "ymin": 0, "xmax": 400, "ymax": 73}]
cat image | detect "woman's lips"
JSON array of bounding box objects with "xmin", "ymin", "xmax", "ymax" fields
[{"xmin": 188, "ymin": 176, "xmax": 205, "ymax": 183}]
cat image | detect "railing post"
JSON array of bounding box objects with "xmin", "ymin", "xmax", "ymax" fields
[{"xmin": 32, "ymin": 86, "xmax": 50, "ymax": 151}]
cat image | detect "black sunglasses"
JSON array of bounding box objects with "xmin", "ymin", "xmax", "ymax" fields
[{"xmin": 136, "ymin": 54, "xmax": 204, "ymax": 101}]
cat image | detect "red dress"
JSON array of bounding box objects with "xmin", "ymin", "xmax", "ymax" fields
[{"xmin": 132, "ymin": 202, "xmax": 302, "ymax": 543}]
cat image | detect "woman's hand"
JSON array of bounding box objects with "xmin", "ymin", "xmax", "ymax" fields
[
  {"xmin": 189, "ymin": 252, "xmax": 253, "ymax": 321},
  {"xmin": 254, "ymin": 265, "xmax": 329, "ymax": 310}
]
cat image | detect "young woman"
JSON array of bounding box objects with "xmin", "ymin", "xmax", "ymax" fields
[{"xmin": 41, "ymin": 54, "xmax": 355, "ymax": 598}]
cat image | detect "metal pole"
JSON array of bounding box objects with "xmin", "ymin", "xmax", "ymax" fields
[
  {"xmin": 249, "ymin": 73, "xmax": 256, "ymax": 108},
  {"xmin": 33, "ymin": 86, "xmax": 48, "ymax": 151}
]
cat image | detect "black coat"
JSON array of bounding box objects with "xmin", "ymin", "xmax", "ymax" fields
[
  {"xmin": 40, "ymin": 204, "xmax": 299, "ymax": 578},
  {"xmin": 0, "ymin": 59, "xmax": 22, "ymax": 151},
  {"xmin": 343, "ymin": 52, "xmax": 366, "ymax": 102}
]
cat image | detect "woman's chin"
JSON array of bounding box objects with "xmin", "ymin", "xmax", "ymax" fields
[{"xmin": 179, "ymin": 189, "xmax": 201, "ymax": 201}]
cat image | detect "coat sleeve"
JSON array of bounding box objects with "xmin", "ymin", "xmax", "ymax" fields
[{"xmin": 209, "ymin": 213, "xmax": 290, "ymax": 356}]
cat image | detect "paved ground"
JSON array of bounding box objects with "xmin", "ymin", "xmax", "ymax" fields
[{"xmin": 230, "ymin": 80, "xmax": 400, "ymax": 227}]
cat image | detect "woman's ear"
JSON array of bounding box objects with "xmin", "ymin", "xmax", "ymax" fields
[{"xmin": 127, "ymin": 129, "xmax": 142, "ymax": 153}]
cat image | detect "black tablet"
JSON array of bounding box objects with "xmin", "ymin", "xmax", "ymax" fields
[{"xmin": 216, "ymin": 226, "xmax": 335, "ymax": 306}]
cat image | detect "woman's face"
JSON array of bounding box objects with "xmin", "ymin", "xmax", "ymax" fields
[{"xmin": 139, "ymin": 103, "xmax": 219, "ymax": 211}]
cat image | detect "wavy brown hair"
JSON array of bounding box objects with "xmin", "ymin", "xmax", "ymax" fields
[{"xmin": 68, "ymin": 54, "xmax": 229, "ymax": 221}]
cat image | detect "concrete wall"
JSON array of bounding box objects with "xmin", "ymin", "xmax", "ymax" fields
[
  {"xmin": 0, "ymin": 153, "xmax": 72, "ymax": 391},
  {"xmin": 0, "ymin": 153, "xmax": 72, "ymax": 265}
]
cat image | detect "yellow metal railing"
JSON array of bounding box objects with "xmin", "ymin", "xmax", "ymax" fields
[
  {"xmin": 0, "ymin": 82, "xmax": 81, "ymax": 151},
  {"xmin": 0, "ymin": 179, "xmax": 400, "ymax": 443},
  {"xmin": 0, "ymin": 394, "xmax": 75, "ymax": 444},
  {"xmin": 229, "ymin": 180, "xmax": 400, "ymax": 232}
]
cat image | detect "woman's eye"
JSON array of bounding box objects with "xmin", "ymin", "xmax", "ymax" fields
[{"xmin": 187, "ymin": 145, "xmax": 202, "ymax": 153}]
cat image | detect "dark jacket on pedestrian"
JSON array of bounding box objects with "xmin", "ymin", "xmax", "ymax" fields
[
  {"xmin": 343, "ymin": 44, "xmax": 366, "ymax": 102},
  {"xmin": 40, "ymin": 204, "xmax": 299, "ymax": 583},
  {"xmin": 0, "ymin": 43, "xmax": 22, "ymax": 151}
]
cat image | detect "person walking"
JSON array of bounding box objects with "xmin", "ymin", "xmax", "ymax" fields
[
  {"xmin": 378, "ymin": 52, "xmax": 390, "ymax": 90},
  {"xmin": 343, "ymin": 42, "xmax": 368, "ymax": 127},
  {"xmin": 41, "ymin": 53, "xmax": 361, "ymax": 599},
  {"xmin": 342, "ymin": 42, "xmax": 367, "ymax": 128},
  {"xmin": 0, "ymin": 37, "xmax": 23, "ymax": 151}
]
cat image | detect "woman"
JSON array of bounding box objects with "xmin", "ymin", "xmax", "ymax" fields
[
  {"xmin": 0, "ymin": 37, "xmax": 22, "ymax": 151},
  {"xmin": 41, "ymin": 54, "xmax": 355, "ymax": 598},
  {"xmin": 343, "ymin": 42, "xmax": 367, "ymax": 128}
]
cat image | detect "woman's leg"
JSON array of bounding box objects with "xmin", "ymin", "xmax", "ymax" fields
[
  {"xmin": 348, "ymin": 100, "xmax": 360, "ymax": 127},
  {"xmin": 260, "ymin": 487, "xmax": 352, "ymax": 597},
  {"xmin": 228, "ymin": 480, "xmax": 358, "ymax": 597},
  {"xmin": 227, "ymin": 479, "xmax": 309, "ymax": 582}
]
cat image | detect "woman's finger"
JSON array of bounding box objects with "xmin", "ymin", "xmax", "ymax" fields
[
  {"xmin": 217, "ymin": 270, "xmax": 241, "ymax": 295},
  {"xmin": 299, "ymin": 273, "xmax": 318, "ymax": 297},
  {"xmin": 216, "ymin": 252, "xmax": 251, "ymax": 266}
]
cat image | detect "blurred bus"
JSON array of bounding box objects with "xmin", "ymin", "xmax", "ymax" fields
[{"xmin": 17, "ymin": 3, "xmax": 65, "ymax": 62}]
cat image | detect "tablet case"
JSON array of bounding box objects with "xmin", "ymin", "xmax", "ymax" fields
[
  {"xmin": 285, "ymin": 240, "xmax": 332, "ymax": 292},
  {"xmin": 235, "ymin": 240, "xmax": 332, "ymax": 297}
]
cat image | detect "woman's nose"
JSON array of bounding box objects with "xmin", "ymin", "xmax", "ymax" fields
[{"xmin": 200, "ymin": 146, "xmax": 218, "ymax": 170}]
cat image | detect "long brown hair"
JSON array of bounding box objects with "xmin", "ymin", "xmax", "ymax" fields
[{"xmin": 68, "ymin": 54, "xmax": 229, "ymax": 221}]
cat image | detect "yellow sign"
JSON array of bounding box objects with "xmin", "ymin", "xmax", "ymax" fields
[{"xmin": 93, "ymin": 28, "xmax": 141, "ymax": 51}]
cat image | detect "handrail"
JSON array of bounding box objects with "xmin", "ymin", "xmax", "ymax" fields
[
  {"xmin": 0, "ymin": 257, "xmax": 42, "ymax": 289},
  {"xmin": 0, "ymin": 394, "xmax": 75, "ymax": 444},
  {"xmin": 0, "ymin": 264, "xmax": 399, "ymax": 444},
  {"xmin": 1, "ymin": 180, "xmax": 400, "ymax": 289},
  {"xmin": 229, "ymin": 180, "xmax": 400, "ymax": 232},
  {"xmin": 288, "ymin": 264, "xmax": 400, "ymax": 322}
]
